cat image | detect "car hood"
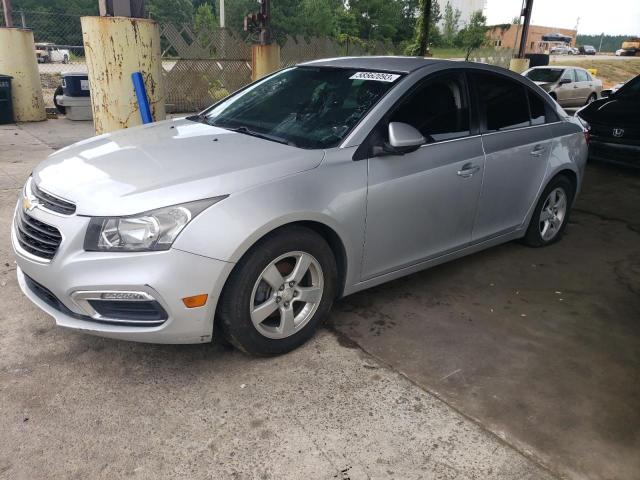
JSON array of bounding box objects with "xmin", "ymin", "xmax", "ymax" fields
[
  {"xmin": 33, "ymin": 118, "xmax": 324, "ymax": 216},
  {"xmin": 579, "ymin": 97, "xmax": 640, "ymax": 127}
]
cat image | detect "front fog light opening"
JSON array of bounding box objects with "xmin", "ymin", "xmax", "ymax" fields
[{"xmin": 71, "ymin": 290, "xmax": 168, "ymax": 324}]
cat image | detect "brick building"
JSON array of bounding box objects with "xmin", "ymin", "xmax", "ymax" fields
[{"xmin": 487, "ymin": 24, "xmax": 577, "ymax": 54}]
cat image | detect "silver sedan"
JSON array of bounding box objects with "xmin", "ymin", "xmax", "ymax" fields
[{"xmin": 12, "ymin": 57, "xmax": 588, "ymax": 355}]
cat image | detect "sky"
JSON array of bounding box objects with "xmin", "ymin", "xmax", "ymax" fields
[{"xmin": 484, "ymin": 0, "xmax": 640, "ymax": 35}]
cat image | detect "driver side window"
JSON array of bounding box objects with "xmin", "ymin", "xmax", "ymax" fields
[
  {"xmin": 561, "ymin": 69, "xmax": 574, "ymax": 82},
  {"xmin": 388, "ymin": 72, "xmax": 471, "ymax": 143}
]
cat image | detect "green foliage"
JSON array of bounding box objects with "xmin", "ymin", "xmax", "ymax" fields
[
  {"xmin": 442, "ymin": 1, "xmax": 461, "ymax": 48},
  {"xmin": 147, "ymin": 0, "xmax": 194, "ymax": 25},
  {"xmin": 456, "ymin": 10, "xmax": 488, "ymax": 61},
  {"xmin": 576, "ymin": 34, "xmax": 630, "ymax": 53},
  {"xmin": 406, "ymin": 0, "xmax": 443, "ymax": 55},
  {"xmin": 195, "ymin": 2, "xmax": 217, "ymax": 39}
]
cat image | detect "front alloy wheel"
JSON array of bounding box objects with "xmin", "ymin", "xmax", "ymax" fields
[
  {"xmin": 218, "ymin": 226, "xmax": 337, "ymax": 355},
  {"xmin": 250, "ymin": 252, "xmax": 324, "ymax": 339}
]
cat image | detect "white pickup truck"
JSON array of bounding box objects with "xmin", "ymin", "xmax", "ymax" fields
[{"xmin": 35, "ymin": 43, "xmax": 70, "ymax": 64}]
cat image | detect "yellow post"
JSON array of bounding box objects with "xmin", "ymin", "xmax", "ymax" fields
[
  {"xmin": 80, "ymin": 16, "xmax": 166, "ymax": 135},
  {"xmin": 509, "ymin": 58, "xmax": 530, "ymax": 74},
  {"xmin": 251, "ymin": 43, "xmax": 280, "ymax": 82},
  {"xmin": 0, "ymin": 28, "xmax": 46, "ymax": 122}
]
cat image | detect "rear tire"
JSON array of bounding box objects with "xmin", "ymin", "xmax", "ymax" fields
[
  {"xmin": 522, "ymin": 175, "xmax": 574, "ymax": 247},
  {"xmin": 217, "ymin": 226, "xmax": 337, "ymax": 356}
]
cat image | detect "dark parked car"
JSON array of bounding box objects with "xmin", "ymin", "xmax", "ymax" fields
[
  {"xmin": 577, "ymin": 74, "xmax": 640, "ymax": 168},
  {"xmin": 579, "ymin": 45, "xmax": 596, "ymax": 55}
]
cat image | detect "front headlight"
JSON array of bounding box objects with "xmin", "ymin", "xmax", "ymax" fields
[{"xmin": 84, "ymin": 197, "xmax": 227, "ymax": 252}]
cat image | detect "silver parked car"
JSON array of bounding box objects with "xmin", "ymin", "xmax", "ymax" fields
[
  {"xmin": 13, "ymin": 58, "xmax": 588, "ymax": 355},
  {"xmin": 523, "ymin": 66, "xmax": 602, "ymax": 107}
]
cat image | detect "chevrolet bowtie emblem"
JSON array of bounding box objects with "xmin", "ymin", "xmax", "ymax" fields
[{"xmin": 22, "ymin": 196, "xmax": 38, "ymax": 212}]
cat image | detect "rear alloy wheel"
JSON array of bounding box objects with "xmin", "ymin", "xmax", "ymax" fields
[
  {"xmin": 586, "ymin": 93, "xmax": 596, "ymax": 105},
  {"xmin": 218, "ymin": 226, "xmax": 337, "ymax": 355},
  {"xmin": 523, "ymin": 176, "xmax": 574, "ymax": 247}
]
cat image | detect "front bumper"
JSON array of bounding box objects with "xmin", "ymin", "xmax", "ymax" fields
[{"xmin": 12, "ymin": 201, "xmax": 234, "ymax": 344}]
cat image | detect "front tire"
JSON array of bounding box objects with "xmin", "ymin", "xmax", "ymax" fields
[
  {"xmin": 217, "ymin": 226, "xmax": 337, "ymax": 356},
  {"xmin": 586, "ymin": 93, "xmax": 596, "ymax": 105},
  {"xmin": 522, "ymin": 175, "xmax": 574, "ymax": 247}
]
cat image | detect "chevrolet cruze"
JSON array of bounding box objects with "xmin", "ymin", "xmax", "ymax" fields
[{"xmin": 12, "ymin": 57, "xmax": 588, "ymax": 355}]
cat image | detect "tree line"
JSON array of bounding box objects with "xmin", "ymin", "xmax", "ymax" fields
[{"xmin": 9, "ymin": 0, "xmax": 490, "ymax": 54}]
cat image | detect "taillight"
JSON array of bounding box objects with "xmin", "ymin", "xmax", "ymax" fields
[{"xmin": 584, "ymin": 127, "xmax": 591, "ymax": 144}]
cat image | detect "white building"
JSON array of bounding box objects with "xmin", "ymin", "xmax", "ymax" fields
[{"xmin": 436, "ymin": 0, "xmax": 487, "ymax": 25}]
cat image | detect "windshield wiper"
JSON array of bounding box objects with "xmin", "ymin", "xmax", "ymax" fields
[
  {"xmin": 186, "ymin": 113, "xmax": 213, "ymax": 125},
  {"xmin": 220, "ymin": 125, "xmax": 296, "ymax": 147}
]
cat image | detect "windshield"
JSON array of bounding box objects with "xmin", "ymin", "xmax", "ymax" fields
[
  {"xmin": 525, "ymin": 69, "xmax": 563, "ymax": 83},
  {"xmin": 196, "ymin": 66, "xmax": 400, "ymax": 149}
]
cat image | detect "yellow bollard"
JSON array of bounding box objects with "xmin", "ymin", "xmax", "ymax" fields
[
  {"xmin": 508, "ymin": 58, "xmax": 530, "ymax": 74},
  {"xmin": 80, "ymin": 16, "xmax": 166, "ymax": 135},
  {"xmin": 0, "ymin": 28, "xmax": 46, "ymax": 122},
  {"xmin": 251, "ymin": 44, "xmax": 281, "ymax": 82},
  {"xmin": 587, "ymin": 68, "xmax": 598, "ymax": 77}
]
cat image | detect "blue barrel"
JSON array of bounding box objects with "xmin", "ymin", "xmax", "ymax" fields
[{"xmin": 62, "ymin": 73, "xmax": 90, "ymax": 97}]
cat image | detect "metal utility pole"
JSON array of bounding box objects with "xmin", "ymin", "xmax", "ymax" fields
[
  {"xmin": 517, "ymin": 0, "xmax": 533, "ymax": 58},
  {"xmin": 219, "ymin": 0, "xmax": 225, "ymax": 28},
  {"xmin": 245, "ymin": 0, "xmax": 279, "ymax": 80},
  {"xmin": 2, "ymin": 0, "xmax": 14, "ymax": 28}
]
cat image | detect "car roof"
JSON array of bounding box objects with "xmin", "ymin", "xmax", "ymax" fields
[{"xmin": 299, "ymin": 56, "xmax": 451, "ymax": 74}]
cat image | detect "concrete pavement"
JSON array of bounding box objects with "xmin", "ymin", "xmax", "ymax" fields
[{"xmin": 0, "ymin": 119, "xmax": 555, "ymax": 479}]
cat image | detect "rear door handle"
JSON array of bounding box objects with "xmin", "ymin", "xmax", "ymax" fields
[
  {"xmin": 530, "ymin": 145, "xmax": 546, "ymax": 157},
  {"xmin": 457, "ymin": 163, "xmax": 480, "ymax": 178}
]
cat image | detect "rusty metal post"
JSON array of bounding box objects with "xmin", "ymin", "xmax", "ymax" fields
[
  {"xmin": 0, "ymin": 27, "xmax": 46, "ymax": 121},
  {"xmin": 80, "ymin": 16, "xmax": 165, "ymax": 134},
  {"xmin": 247, "ymin": 0, "xmax": 280, "ymax": 81},
  {"xmin": 251, "ymin": 43, "xmax": 280, "ymax": 81}
]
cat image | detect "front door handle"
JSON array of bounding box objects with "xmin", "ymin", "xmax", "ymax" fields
[{"xmin": 457, "ymin": 163, "xmax": 480, "ymax": 178}]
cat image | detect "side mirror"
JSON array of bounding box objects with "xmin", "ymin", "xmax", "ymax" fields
[
  {"xmin": 383, "ymin": 122, "xmax": 425, "ymax": 155},
  {"xmin": 559, "ymin": 78, "xmax": 572, "ymax": 85},
  {"xmin": 601, "ymin": 89, "xmax": 611, "ymax": 98}
]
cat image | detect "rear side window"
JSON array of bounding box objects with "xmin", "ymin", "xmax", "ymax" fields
[{"xmin": 472, "ymin": 73, "xmax": 530, "ymax": 132}]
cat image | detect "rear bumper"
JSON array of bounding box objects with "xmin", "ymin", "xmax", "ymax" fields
[{"xmin": 589, "ymin": 140, "xmax": 640, "ymax": 168}]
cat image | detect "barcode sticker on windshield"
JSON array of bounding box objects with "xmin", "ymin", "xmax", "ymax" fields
[{"xmin": 350, "ymin": 72, "xmax": 400, "ymax": 82}]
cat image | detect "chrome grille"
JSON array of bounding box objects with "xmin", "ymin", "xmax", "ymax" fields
[
  {"xmin": 15, "ymin": 209, "xmax": 62, "ymax": 260},
  {"xmin": 32, "ymin": 182, "xmax": 76, "ymax": 215}
]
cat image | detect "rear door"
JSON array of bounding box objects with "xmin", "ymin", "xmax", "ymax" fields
[
  {"xmin": 574, "ymin": 68, "xmax": 592, "ymax": 104},
  {"xmin": 470, "ymin": 71, "xmax": 556, "ymax": 240}
]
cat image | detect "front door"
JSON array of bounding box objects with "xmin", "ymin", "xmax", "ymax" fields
[
  {"xmin": 469, "ymin": 72, "xmax": 553, "ymax": 240},
  {"xmin": 555, "ymin": 68, "xmax": 576, "ymax": 105},
  {"xmin": 362, "ymin": 71, "xmax": 485, "ymax": 280}
]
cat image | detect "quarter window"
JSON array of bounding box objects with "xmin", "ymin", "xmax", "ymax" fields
[
  {"xmin": 472, "ymin": 73, "xmax": 530, "ymax": 132},
  {"xmin": 388, "ymin": 72, "xmax": 470, "ymax": 143}
]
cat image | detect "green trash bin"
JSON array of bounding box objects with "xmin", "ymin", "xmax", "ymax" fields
[{"xmin": 0, "ymin": 75, "xmax": 14, "ymax": 124}]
